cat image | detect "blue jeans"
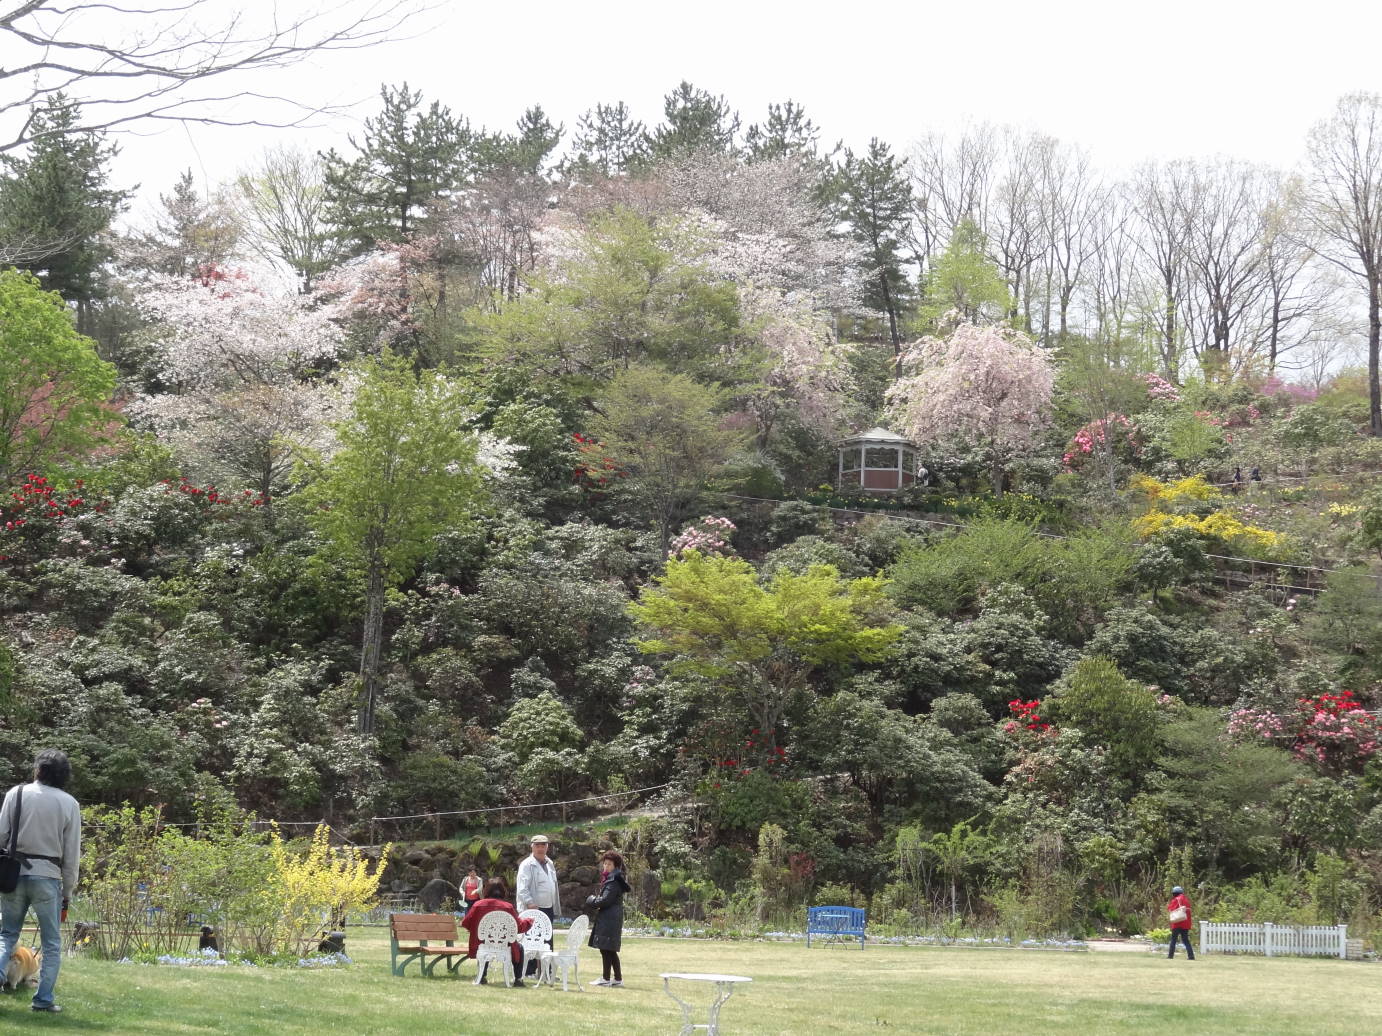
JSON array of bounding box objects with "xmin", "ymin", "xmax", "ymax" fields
[
  {"xmin": 0, "ymin": 876, "xmax": 63, "ymax": 1007},
  {"xmin": 1167, "ymin": 927, "xmax": 1194, "ymax": 959}
]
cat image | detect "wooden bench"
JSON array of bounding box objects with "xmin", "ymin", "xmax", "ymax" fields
[
  {"xmin": 389, "ymin": 912, "xmax": 470, "ymax": 977},
  {"xmin": 806, "ymin": 906, "xmax": 866, "ymax": 949}
]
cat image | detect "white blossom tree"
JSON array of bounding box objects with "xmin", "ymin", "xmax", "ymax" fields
[
  {"xmin": 128, "ymin": 274, "xmax": 345, "ymax": 510},
  {"xmin": 886, "ymin": 322, "xmax": 1054, "ymax": 494}
]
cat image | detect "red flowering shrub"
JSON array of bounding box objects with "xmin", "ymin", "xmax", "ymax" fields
[{"xmin": 571, "ymin": 432, "xmax": 626, "ymax": 493}]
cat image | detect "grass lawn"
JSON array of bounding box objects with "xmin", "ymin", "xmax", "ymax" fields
[{"xmin": 1, "ymin": 930, "xmax": 1377, "ymax": 1034}]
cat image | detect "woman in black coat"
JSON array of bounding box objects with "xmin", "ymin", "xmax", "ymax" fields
[{"xmin": 585, "ymin": 849, "xmax": 631, "ymax": 987}]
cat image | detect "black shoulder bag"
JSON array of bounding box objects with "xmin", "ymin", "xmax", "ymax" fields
[{"xmin": 0, "ymin": 786, "xmax": 22, "ymax": 894}]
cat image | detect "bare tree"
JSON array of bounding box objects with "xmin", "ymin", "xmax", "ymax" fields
[
  {"xmin": 1036, "ymin": 139, "xmax": 1106, "ymax": 344},
  {"xmin": 988, "ymin": 130, "xmax": 1047, "ymax": 332},
  {"xmin": 1303, "ymin": 92, "xmax": 1382, "ymax": 436},
  {"xmin": 234, "ymin": 145, "xmax": 341, "ymax": 292},
  {"xmin": 1130, "ymin": 160, "xmax": 1198, "ymax": 379},
  {"xmin": 907, "ymin": 125, "xmax": 997, "ymax": 276},
  {"xmin": 0, "ymin": 1, "xmax": 428, "ymax": 152}
]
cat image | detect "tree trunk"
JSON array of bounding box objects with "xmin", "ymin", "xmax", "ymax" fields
[
  {"xmin": 1369, "ymin": 276, "xmax": 1381, "ymax": 437},
  {"xmin": 359, "ymin": 559, "xmax": 386, "ymax": 735}
]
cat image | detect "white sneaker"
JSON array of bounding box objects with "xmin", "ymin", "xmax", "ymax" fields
[
  {"xmin": 591, "ymin": 979, "xmax": 611, "ymax": 986},
  {"xmin": 610, "ymin": 980, "xmax": 623, "ymax": 987}
]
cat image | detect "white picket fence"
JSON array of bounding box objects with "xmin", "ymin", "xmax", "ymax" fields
[{"xmin": 1200, "ymin": 922, "xmax": 1348, "ymax": 959}]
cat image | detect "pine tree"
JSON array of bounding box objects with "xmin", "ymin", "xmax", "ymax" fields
[
  {"xmin": 505, "ymin": 105, "xmax": 564, "ymax": 176},
  {"xmin": 321, "ymin": 83, "xmax": 473, "ymax": 254},
  {"xmin": 830, "ymin": 138, "xmax": 914, "ymax": 354},
  {"xmin": 0, "ymin": 93, "xmax": 130, "ymax": 330},
  {"xmin": 745, "ymin": 100, "xmax": 823, "ymax": 161},
  {"xmin": 125, "ymin": 170, "xmax": 239, "ymax": 279},
  {"xmin": 567, "ymin": 101, "xmax": 648, "ymax": 179},
  {"xmin": 648, "ymin": 81, "xmax": 740, "ymax": 159}
]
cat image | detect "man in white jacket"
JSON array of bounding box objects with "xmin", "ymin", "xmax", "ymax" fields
[
  {"xmin": 0, "ymin": 748, "xmax": 82, "ymax": 1013},
  {"xmin": 514, "ymin": 834, "xmax": 561, "ymax": 977}
]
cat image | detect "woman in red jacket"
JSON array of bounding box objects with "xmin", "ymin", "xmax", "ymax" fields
[
  {"xmin": 460, "ymin": 878, "xmax": 533, "ymax": 985},
  {"xmin": 1166, "ymin": 885, "xmax": 1195, "ymax": 960}
]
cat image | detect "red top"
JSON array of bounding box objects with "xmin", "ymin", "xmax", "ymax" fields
[
  {"xmin": 461, "ymin": 875, "xmax": 483, "ymax": 899},
  {"xmin": 459, "ymin": 898, "xmax": 532, "ymax": 962},
  {"xmin": 1167, "ymin": 893, "xmax": 1193, "ymax": 931}
]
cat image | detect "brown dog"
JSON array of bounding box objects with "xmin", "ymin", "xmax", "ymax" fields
[{"xmin": 3, "ymin": 945, "xmax": 41, "ymax": 990}]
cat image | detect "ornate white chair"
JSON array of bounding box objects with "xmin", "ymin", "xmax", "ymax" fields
[
  {"xmin": 517, "ymin": 908, "xmax": 553, "ymax": 982},
  {"xmin": 540, "ymin": 913, "xmax": 589, "ymax": 991},
  {"xmin": 473, "ymin": 911, "xmax": 519, "ymax": 986}
]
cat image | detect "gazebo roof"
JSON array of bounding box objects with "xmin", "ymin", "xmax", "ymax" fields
[{"xmin": 837, "ymin": 426, "xmax": 915, "ymax": 447}]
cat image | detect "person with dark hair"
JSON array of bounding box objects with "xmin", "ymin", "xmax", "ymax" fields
[
  {"xmin": 586, "ymin": 849, "xmax": 631, "ymax": 987},
  {"xmin": 0, "ymin": 748, "xmax": 82, "ymax": 1012},
  {"xmin": 459, "ymin": 877, "xmax": 532, "ymax": 986}
]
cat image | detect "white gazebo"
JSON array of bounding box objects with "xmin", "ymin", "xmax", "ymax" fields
[{"xmin": 836, "ymin": 427, "xmax": 921, "ymax": 493}]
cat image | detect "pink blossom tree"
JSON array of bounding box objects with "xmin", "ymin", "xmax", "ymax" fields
[{"xmin": 886, "ymin": 323, "xmax": 1054, "ymax": 494}]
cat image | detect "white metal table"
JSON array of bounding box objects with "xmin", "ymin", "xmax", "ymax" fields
[{"xmin": 660, "ymin": 972, "xmax": 752, "ymax": 1035}]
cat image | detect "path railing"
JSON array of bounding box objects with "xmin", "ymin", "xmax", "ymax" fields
[{"xmin": 1200, "ymin": 921, "xmax": 1347, "ymax": 959}]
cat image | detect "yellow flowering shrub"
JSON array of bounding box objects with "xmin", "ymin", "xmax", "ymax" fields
[
  {"xmin": 266, "ymin": 824, "xmax": 391, "ymax": 955},
  {"xmin": 1132, "ymin": 509, "xmax": 1285, "ymax": 557},
  {"xmin": 1327, "ymin": 502, "xmax": 1361, "ymax": 519},
  {"xmin": 1130, "ymin": 473, "xmax": 1223, "ymax": 509}
]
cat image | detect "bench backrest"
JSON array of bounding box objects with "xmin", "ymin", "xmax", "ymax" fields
[
  {"xmin": 390, "ymin": 912, "xmax": 459, "ymax": 944},
  {"xmin": 807, "ymin": 906, "xmax": 866, "ymax": 933}
]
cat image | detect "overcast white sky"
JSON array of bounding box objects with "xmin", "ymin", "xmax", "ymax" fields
[{"xmin": 80, "ymin": 0, "xmax": 1382, "ymax": 216}]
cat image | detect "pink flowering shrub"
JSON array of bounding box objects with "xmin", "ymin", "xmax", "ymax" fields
[
  {"xmin": 1062, "ymin": 414, "xmax": 1141, "ymax": 471},
  {"xmin": 1228, "ymin": 690, "xmax": 1381, "ymax": 774},
  {"xmin": 1143, "ymin": 373, "xmax": 1181, "ymax": 402},
  {"xmin": 1259, "ymin": 375, "xmax": 1318, "ymax": 404},
  {"xmin": 669, "ymin": 515, "xmax": 737, "ymax": 557}
]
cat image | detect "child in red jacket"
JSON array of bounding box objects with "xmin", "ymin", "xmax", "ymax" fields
[{"xmin": 1167, "ymin": 886, "xmax": 1195, "ymax": 960}]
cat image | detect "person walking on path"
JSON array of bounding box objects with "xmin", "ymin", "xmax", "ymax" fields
[
  {"xmin": 1167, "ymin": 885, "xmax": 1195, "ymax": 960},
  {"xmin": 460, "ymin": 878, "xmax": 533, "ymax": 986},
  {"xmin": 515, "ymin": 834, "xmax": 561, "ymax": 977},
  {"xmin": 587, "ymin": 849, "xmax": 632, "ymax": 987},
  {"xmin": 0, "ymin": 749, "xmax": 82, "ymax": 1013}
]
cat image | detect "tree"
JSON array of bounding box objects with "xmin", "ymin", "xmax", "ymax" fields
[
  {"xmin": 1303, "ymin": 93, "xmax": 1382, "ymax": 436},
  {"xmin": 629, "ymin": 552, "xmax": 900, "ymax": 751},
  {"xmin": 0, "ymin": 268, "xmax": 118, "ymax": 487},
  {"xmin": 129, "ymin": 275, "xmax": 344, "ymax": 510},
  {"xmin": 648, "ymin": 81, "xmax": 740, "ymax": 159},
  {"xmin": 831, "ymin": 138, "xmax": 914, "ymax": 355},
  {"xmin": 590, "ymin": 365, "xmax": 748, "ymax": 555},
  {"xmin": 495, "ymin": 105, "xmax": 564, "ymax": 176},
  {"xmin": 744, "ymin": 101, "xmax": 823, "ymax": 162},
  {"xmin": 566, "ymin": 102, "xmax": 648, "ymax": 179},
  {"xmin": 235, "ymin": 147, "xmax": 342, "ymax": 293},
  {"xmin": 1044, "ymin": 656, "xmax": 1161, "ymax": 782},
  {"xmin": 1131, "ymin": 161, "xmax": 1197, "ymax": 379},
  {"xmin": 915, "ymin": 217, "xmax": 1010, "ymax": 330},
  {"xmin": 0, "ymin": 93, "xmax": 130, "ymax": 328},
  {"xmin": 887, "ymin": 323, "xmax": 1054, "ymax": 494},
  {"xmin": 321, "ymin": 83, "xmax": 474, "ymax": 254},
  {"xmin": 0, "ymin": 1, "xmax": 426, "ymax": 152},
  {"xmin": 299, "ymin": 351, "xmax": 485, "ymax": 734},
  {"xmin": 123, "ymin": 170, "xmax": 239, "ymax": 280}
]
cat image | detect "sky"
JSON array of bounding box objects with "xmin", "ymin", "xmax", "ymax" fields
[{"xmin": 17, "ymin": 0, "xmax": 1382, "ymax": 218}]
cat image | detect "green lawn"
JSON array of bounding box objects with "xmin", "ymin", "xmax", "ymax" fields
[{"xmin": 1, "ymin": 931, "xmax": 1378, "ymax": 1034}]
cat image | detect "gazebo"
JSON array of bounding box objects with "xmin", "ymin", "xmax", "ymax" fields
[{"xmin": 836, "ymin": 427, "xmax": 921, "ymax": 493}]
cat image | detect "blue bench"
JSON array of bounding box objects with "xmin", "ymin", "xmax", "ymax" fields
[{"xmin": 806, "ymin": 906, "xmax": 866, "ymax": 949}]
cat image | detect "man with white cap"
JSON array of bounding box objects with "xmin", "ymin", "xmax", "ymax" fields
[{"xmin": 515, "ymin": 834, "xmax": 561, "ymax": 976}]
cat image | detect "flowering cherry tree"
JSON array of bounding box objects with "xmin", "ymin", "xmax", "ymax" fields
[
  {"xmin": 129, "ymin": 275, "xmax": 345, "ymax": 509},
  {"xmin": 886, "ymin": 323, "xmax": 1054, "ymax": 494}
]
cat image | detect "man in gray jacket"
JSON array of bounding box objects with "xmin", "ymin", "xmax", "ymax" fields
[
  {"xmin": 515, "ymin": 834, "xmax": 561, "ymax": 977},
  {"xmin": 0, "ymin": 749, "xmax": 82, "ymax": 1013}
]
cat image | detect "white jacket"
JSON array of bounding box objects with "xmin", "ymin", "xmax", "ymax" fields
[{"xmin": 515, "ymin": 853, "xmax": 562, "ymax": 915}]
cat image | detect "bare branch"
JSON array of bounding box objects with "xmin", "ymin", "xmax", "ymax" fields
[{"xmin": 0, "ymin": 1, "xmax": 436, "ymax": 151}]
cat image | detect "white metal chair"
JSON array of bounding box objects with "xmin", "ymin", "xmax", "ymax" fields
[
  {"xmin": 473, "ymin": 911, "xmax": 519, "ymax": 986},
  {"xmin": 540, "ymin": 913, "xmax": 590, "ymax": 991},
  {"xmin": 517, "ymin": 908, "xmax": 553, "ymax": 982}
]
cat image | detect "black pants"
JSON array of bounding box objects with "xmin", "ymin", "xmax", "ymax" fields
[
  {"xmin": 524, "ymin": 907, "xmax": 554, "ymax": 976},
  {"xmin": 1168, "ymin": 928, "xmax": 1194, "ymax": 959},
  {"xmin": 600, "ymin": 948, "xmax": 622, "ymax": 981}
]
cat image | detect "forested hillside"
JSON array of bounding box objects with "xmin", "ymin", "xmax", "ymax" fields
[{"xmin": 3, "ymin": 79, "xmax": 1382, "ymax": 939}]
